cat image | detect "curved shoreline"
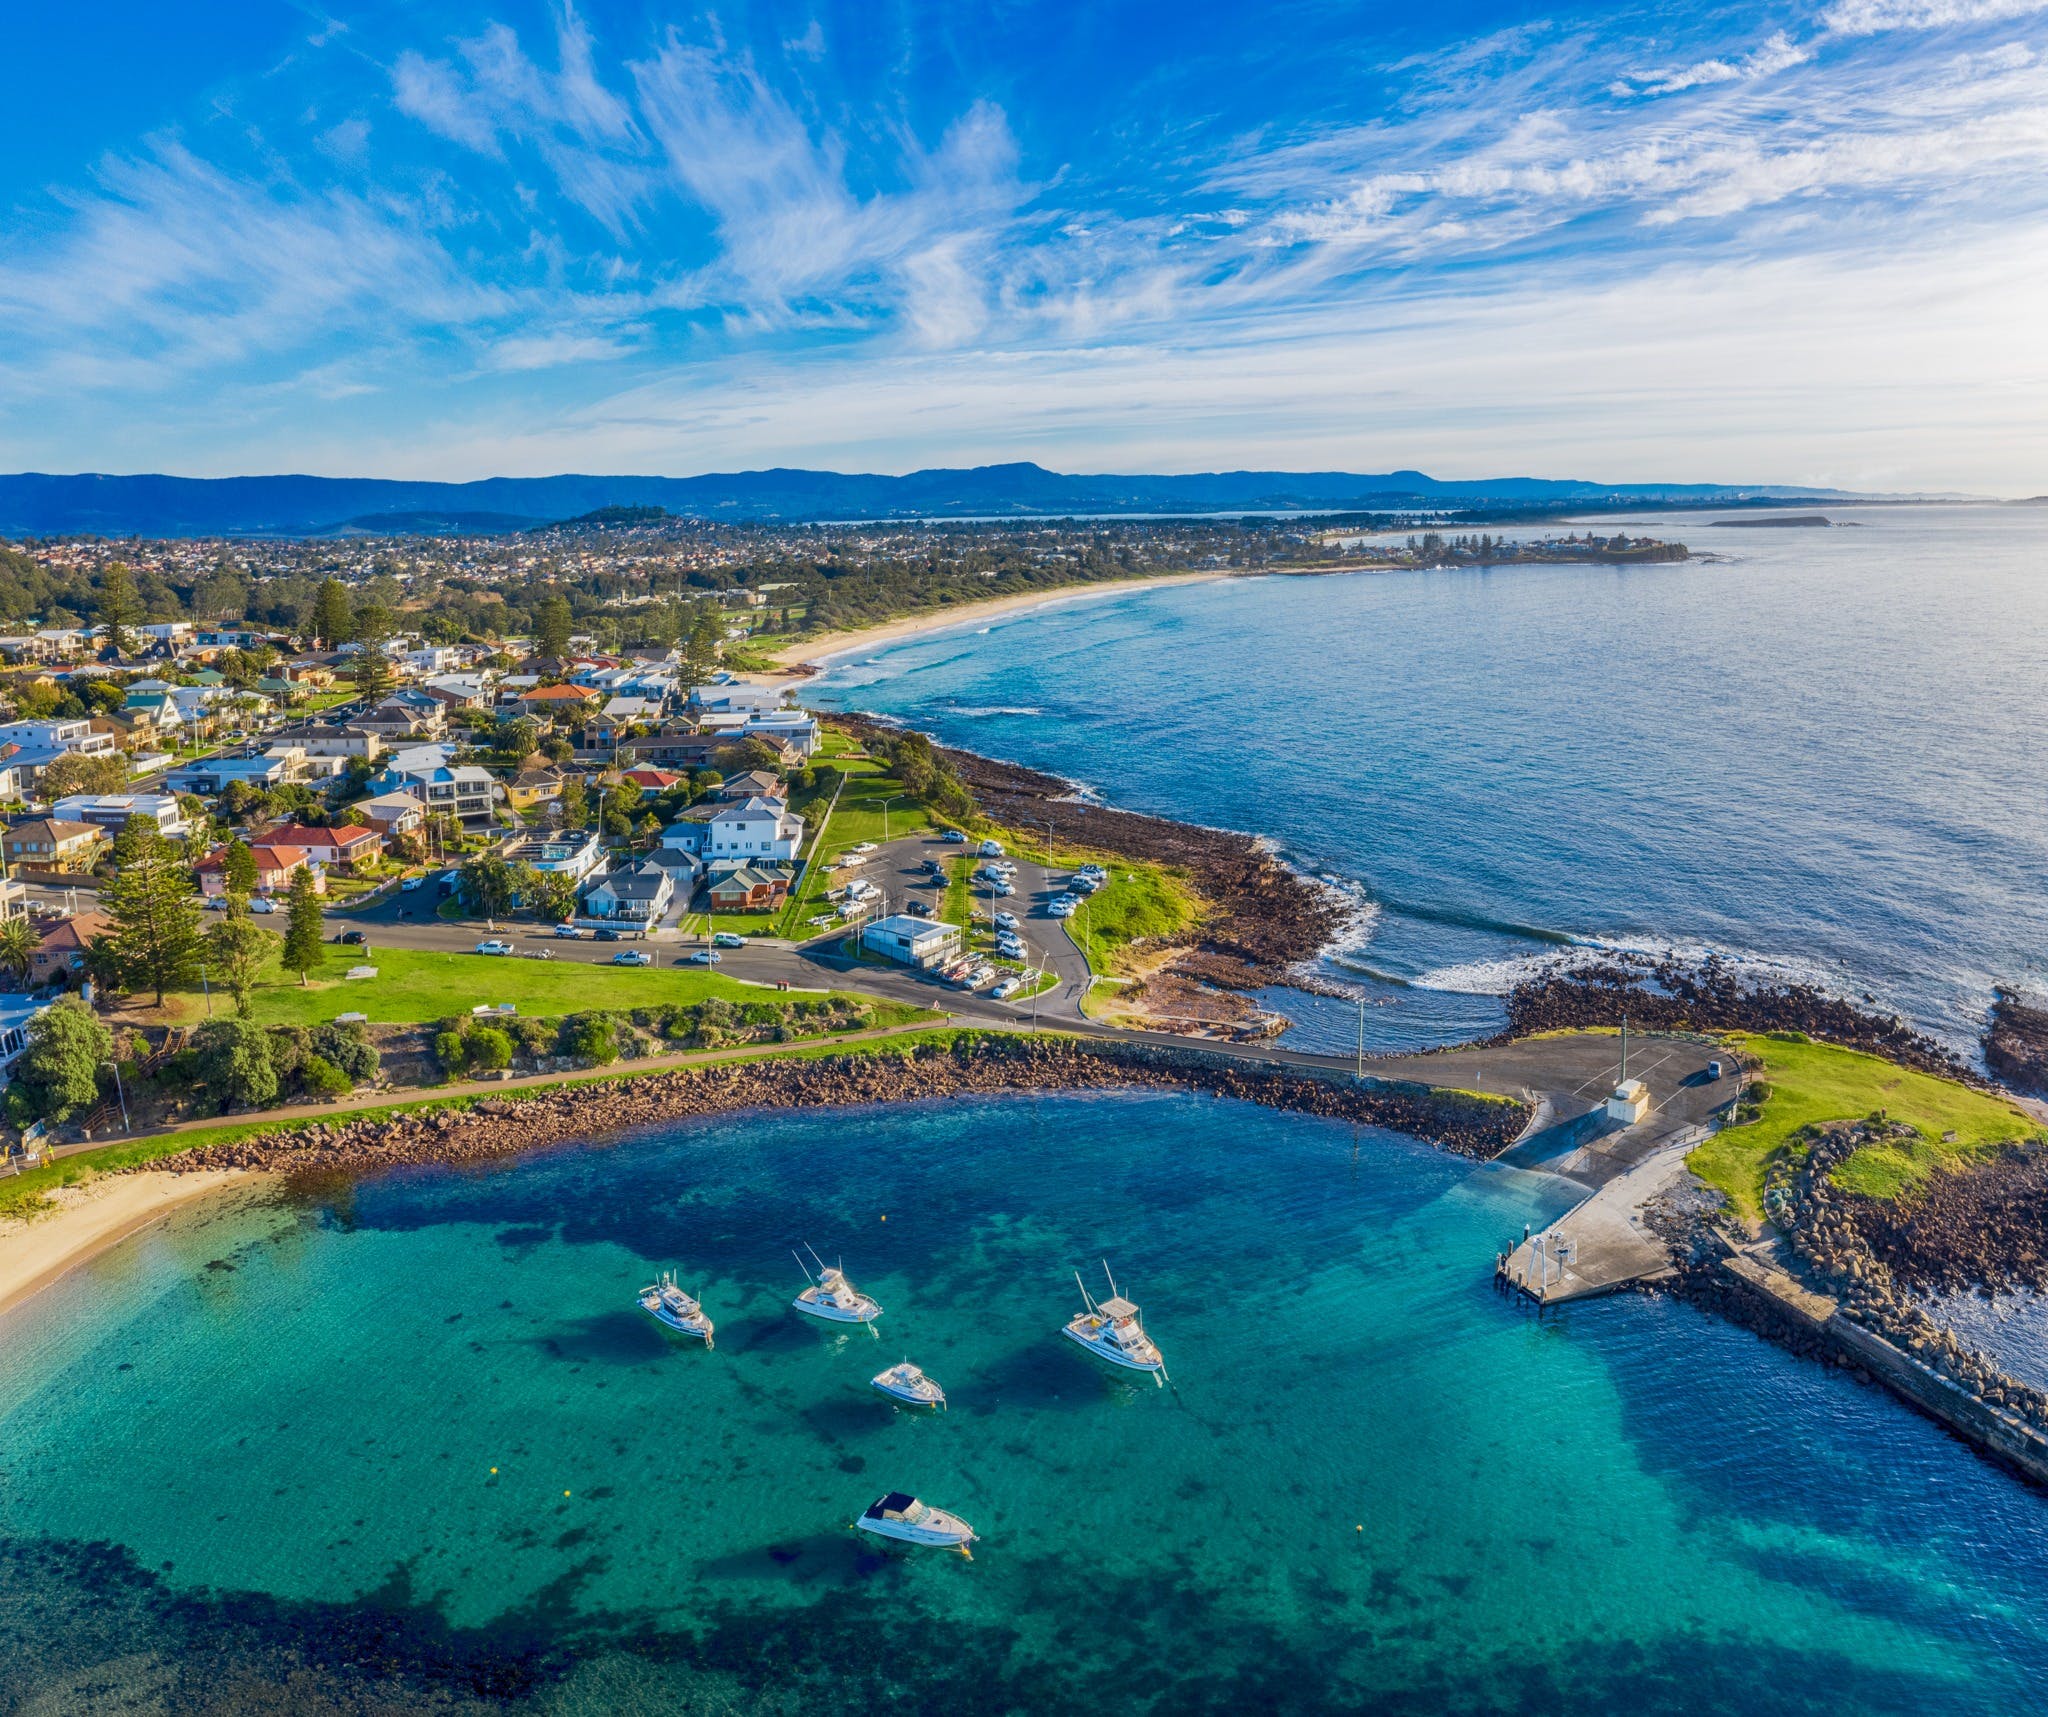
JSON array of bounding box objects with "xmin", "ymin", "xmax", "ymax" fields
[{"xmin": 0, "ymin": 1170, "xmax": 255, "ymax": 1320}]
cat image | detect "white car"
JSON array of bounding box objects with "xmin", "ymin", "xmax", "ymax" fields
[
  {"xmin": 552, "ymin": 924, "xmax": 584, "ymax": 938},
  {"xmin": 711, "ymin": 932, "xmax": 748, "ymax": 948},
  {"xmin": 475, "ymin": 939, "xmax": 514, "ymax": 955},
  {"xmin": 993, "ymin": 912, "xmax": 1019, "ymax": 930},
  {"xmin": 851, "ymin": 841, "xmax": 878, "ymax": 854},
  {"xmin": 942, "ymin": 829, "xmax": 967, "ymax": 844},
  {"xmin": 978, "ymin": 839, "xmax": 1004, "ymax": 857},
  {"xmin": 611, "ymin": 949, "xmax": 653, "ymax": 966},
  {"xmin": 249, "ymin": 897, "xmax": 278, "ymax": 915},
  {"xmin": 990, "ymin": 976, "xmax": 1022, "ymax": 999},
  {"xmin": 1049, "ymin": 900, "xmax": 1077, "ymax": 919},
  {"xmin": 400, "ymin": 876, "xmax": 425, "ymax": 892},
  {"xmin": 992, "ymin": 882, "xmax": 1014, "ymax": 897}
]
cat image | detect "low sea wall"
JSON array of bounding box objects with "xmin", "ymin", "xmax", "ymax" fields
[{"xmin": 152, "ymin": 1034, "xmax": 1532, "ymax": 1182}]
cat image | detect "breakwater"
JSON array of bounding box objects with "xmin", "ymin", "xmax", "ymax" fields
[{"xmin": 151, "ymin": 1035, "xmax": 1530, "ymax": 1180}]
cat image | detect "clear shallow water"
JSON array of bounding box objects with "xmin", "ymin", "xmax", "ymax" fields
[
  {"xmin": 4, "ymin": 1095, "xmax": 2048, "ymax": 1712},
  {"xmin": 810, "ymin": 505, "xmax": 2048, "ymax": 1054}
]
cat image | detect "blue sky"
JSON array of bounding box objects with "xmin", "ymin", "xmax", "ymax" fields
[{"xmin": 2, "ymin": 0, "xmax": 2045, "ymax": 489}]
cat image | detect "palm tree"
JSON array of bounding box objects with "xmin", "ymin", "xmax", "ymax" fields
[{"xmin": 0, "ymin": 915, "xmax": 38, "ymax": 985}]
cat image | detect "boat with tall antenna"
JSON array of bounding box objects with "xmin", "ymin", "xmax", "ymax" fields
[
  {"xmin": 870, "ymin": 1360, "xmax": 946, "ymax": 1409},
  {"xmin": 1062, "ymin": 1261, "xmax": 1167, "ymax": 1384},
  {"xmin": 854, "ymin": 1492, "xmax": 978, "ymax": 1556},
  {"xmin": 792, "ymin": 1244, "xmax": 883, "ymax": 1333},
  {"xmin": 637, "ymin": 1271, "xmax": 715, "ymax": 1346}
]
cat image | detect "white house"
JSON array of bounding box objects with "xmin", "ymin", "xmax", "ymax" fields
[
  {"xmin": 661, "ymin": 796, "xmax": 804, "ymax": 866},
  {"xmin": 504, "ymin": 828, "xmax": 605, "ymax": 882},
  {"xmin": 51, "ymin": 791, "xmax": 191, "ymax": 839},
  {"xmin": 0, "ymin": 717, "xmax": 116, "ymax": 757}
]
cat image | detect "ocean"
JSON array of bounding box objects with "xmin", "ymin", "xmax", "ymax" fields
[
  {"xmin": 809, "ymin": 504, "xmax": 2048, "ymax": 1056},
  {"xmin": 5, "ymin": 1093, "xmax": 2047, "ymax": 1712}
]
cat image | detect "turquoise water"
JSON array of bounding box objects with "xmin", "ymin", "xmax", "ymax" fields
[
  {"xmin": 811, "ymin": 504, "xmax": 2048, "ymax": 1054},
  {"xmin": 5, "ymin": 1094, "xmax": 2047, "ymax": 1711}
]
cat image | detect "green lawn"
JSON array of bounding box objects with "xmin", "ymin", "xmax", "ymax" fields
[
  {"xmin": 1687, "ymin": 1032, "xmax": 2041, "ymax": 1224},
  {"xmin": 154, "ymin": 939, "xmax": 880, "ymax": 1028},
  {"xmin": 971, "ymin": 822, "xmax": 1202, "ymax": 974}
]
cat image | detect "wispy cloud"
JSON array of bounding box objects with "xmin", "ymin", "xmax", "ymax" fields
[{"xmin": 1823, "ymin": 0, "xmax": 2048, "ymax": 33}]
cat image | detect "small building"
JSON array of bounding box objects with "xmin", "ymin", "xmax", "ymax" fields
[
  {"xmin": 1606, "ymin": 1079, "xmax": 1652, "ymax": 1125},
  {"xmin": 0, "ymin": 994, "xmax": 54, "ymax": 1085},
  {"xmin": 703, "ymin": 796, "xmax": 804, "ymax": 864},
  {"xmin": 503, "ymin": 828, "xmax": 606, "ymax": 882},
  {"xmin": 517, "ymin": 685, "xmax": 594, "ymax": 722},
  {"xmin": 716, "ymin": 769, "xmax": 786, "ymax": 802},
  {"xmin": 254, "ymin": 821, "xmax": 383, "ymax": 869},
  {"xmin": 194, "ymin": 841, "xmax": 327, "ymax": 898},
  {"xmin": 353, "ymin": 791, "xmax": 426, "ymax": 838},
  {"xmin": 165, "ymin": 752, "xmax": 298, "ymax": 795},
  {"xmin": 620, "ymin": 767, "xmax": 684, "ymax": 793},
  {"xmin": 3, "ymin": 818, "xmax": 109, "ymax": 873},
  {"xmin": 860, "ymin": 914, "xmax": 964, "ymax": 968}
]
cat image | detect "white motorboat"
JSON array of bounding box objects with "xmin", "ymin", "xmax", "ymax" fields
[
  {"xmin": 638, "ymin": 1272, "xmax": 715, "ymax": 1346},
  {"xmin": 792, "ymin": 1245, "xmax": 883, "ymax": 1333},
  {"xmin": 855, "ymin": 1492, "xmax": 978, "ymax": 1556},
  {"xmin": 1062, "ymin": 1262, "xmax": 1167, "ymax": 1385},
  {"xmin": 870, "ymin": 1360, "xmax": 947, "ymax": 1409}
]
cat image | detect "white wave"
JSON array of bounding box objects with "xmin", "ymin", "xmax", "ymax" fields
[
  {"xmin": 1411, "ymin": 935, "xmax": 1855, "ymax": 998},
  {"xmin": 944, "ymin": 705, "xmax": 1044, "ymax": 718}
]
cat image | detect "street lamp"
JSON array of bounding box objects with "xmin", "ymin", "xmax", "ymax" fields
[
  {"xmin": 101, "ymin": 1059, "xmax": 130, "ymax": 1133},
  {"xmin": 880, "ymin": 794, "xmax": 903, "ymax": 845}
]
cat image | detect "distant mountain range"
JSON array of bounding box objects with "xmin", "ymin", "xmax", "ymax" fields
[{"xmin": 0, "ymin": 463, "xmax": 1873, "ymax": 538}]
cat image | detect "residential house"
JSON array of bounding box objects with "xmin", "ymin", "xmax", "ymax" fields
[
  {"xmin": 29, "ymin": 911, "xmax": 113, "ymax": 985},
  {"xmin": 625, "ymin": 730, "xmax": 728, "ymax": 771},
  {"xmin": 402, "ymin": 646, "xmax": 461, "ymax": 678},
  {"xmin": 716, "ymin": 769, "xmax": 786, "ymax": 802},
  {"xmin": 621, "ymin": 768, "xmax": 684, "ymax": 793},
  {"xmin": 705, "ymin": 796, "xmax": 803, "ymax": 865},
  {"xmin": 0, "ymin": 637, "xmax": 54, "ymax": 664},
  {"xmin": 503, "ymin": 828, "xmax": 605, "ymax": 882},
  {"xmin": 599, "ymin": 695, "xmax": 663, "ymax": 728},
  {"xmin": 0, "ymin": 717, "xmax": 115, "ymax": 758},
  {"xmin": 0, "ymin": 995, "xmax": 54, "ymax": 1082},
  {"xmin": 375, "ymin": 757, "xmax": 498, "ymax": 825},
  {"xmin": 740, "ymin": 710, "xmax": 819, "ymax": 759},
  {"xmin": 707, "ymin": 865, "xmax": 792, "ymax": 912},
  {"xmin": 580, "ymin": 858, "xmax": 676, "ymax": 922},
  {"xmin": 165, "ymin": 752, "xmax": 299, "ymax": 795},
  {"xmin": 50, "ymin": 792, "xmax": 190, "ymax": 839},
  {"xmin": 505, "ymin": 766, "xmax": 572, "ymax": 811},
  {"xmin": 353, "ymin": 791, "xmax": 426, "ymax": 839},
  {"xmin": 254, "ymin": 821, "xmax": 382, "ymax": 869},
  {"xmin": 349, "ymin": 690, "xmax": 447, "ymax": 741},
  {"xmin": 685, "ymin": 684, "xmax": 788, "ymax": 716},
  {"xmin": 3, "ymin": 818, "xmax": 109, "ymax": 873},
  {"xmin": 195, "ymin": 841, "xmax": 326, "ymax": 898},
  {"xmin": 517, "ymin": 684, "xmax": 594, "ymax": 724},
  {"xmin": 422, "ymin": 673, "xmax": 492, "ymax": 710},
  {"xmin": 285, "ymin": 723, "xmax": 382, "ymax": 761}
]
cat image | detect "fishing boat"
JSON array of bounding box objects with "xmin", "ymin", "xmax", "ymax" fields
[
  {"xmin": 638, "ymin": 1272, "xmax": 714, "ymax": 1346},
  {"xmin": 870, "ymin": 1360, "xmax": 946, "ymax": 1409},
  {"xmin": 1062, "ymin": 1261, "xmax": 1167, "ymax": 1385},
  {"xmin": 855, "ymin": 1492, "xmax": 978, "ymax": 1556},
  {"xmin": 792, "ymin": 1245, "xmax": 883, "ymax": 1332}
]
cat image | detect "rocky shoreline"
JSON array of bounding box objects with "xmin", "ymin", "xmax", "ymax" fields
[
  {"xmin": 1983, "ymin": 987, "xmax": 2048, "ymax": 1098},
  {"xmin": 152, "ymin": 1036, "xmax": 1528, "ymax": 1182},
  {"xmin": 1501, "ymin": 951, "xmax": 1975, "ymax": 1081}
]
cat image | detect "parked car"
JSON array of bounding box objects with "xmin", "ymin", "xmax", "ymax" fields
[
  {"xmin": 994, "ymin": 911, "xmax": 1019, "ymax": 930},
  {"xmin": 978, "ymin": 839, "xmax": 1004, "ymax": 857},
  {"xmin": 249, "ymin": 897, "xmax": 278, "ymax": 914},
  {"xmin": 942, "ymin": 828, "xmax": 967, "ymax": 844},
  {"xmin": 611, "ymin": 949, "xmax": 653, "ymax": 966},
  {"xmin": 475, "ymin": 939, "xmax": 514, "ymax": 955},
  {"xmin": 203, "ymin": 895, "xmax": 231, "ymax": 911},
  {"xmin": 992, "ymin": 882, "xmax": 1014, "ymax": 897},
  {"xmin": 711, "ymin": 932, "xmax": 748, "ymax": 948},
  {"xmin": 1049, "ymin": 900, "xmax": 1077, "ymax": 919},
  {"xmin": 990, "ymin": 976, "xmax": 1022, "ymax": 999},
  {"xmin": 683, "ymin": 950, "xmax": 721, "ymax": 965},
  {"xmin": 592, "ymin": 927, "xmax": 621, "ymax": 942},
  {"xmin": 851, "ymin": 841, "xmax": 878, "ymax": 855},
  {"xmin": 923, "ymin": 857, "xmax": 946, "ymax": 874},
  {"xmin": 334, "ymin": 930, "xmax": 368, "ymax": 946},
  {"xmin": 400, "ymin": 875, "xmax": 425, "ymax": 892},
  {"xmin": 553, "ymin": 924, "xmax": 584, "ymax": 938}
]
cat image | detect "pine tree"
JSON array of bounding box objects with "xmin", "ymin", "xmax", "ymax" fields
[
  {"xmin": 223, "ymin": 837, "xmax": 258, "ymax": 897},
  {"xmin": 103, "ymin": 818, "xmax": 203, "ymax": 1005},
  {"xmin": 683, "ymin": 603, "xmax": 722, "ymax": 684},
  {"xmin": 282, "ymin": 867, "xmax": 326, "ymax": 987},
  {"xmin": 311, "ymin": 578, "xmax": 354, "ymax": 650},
  {"xmin": 96, "ymin": 561, "xmax": 142, "ymax": 658},
  {"xmin": 534, "ymin": 594, "xmax": 574, "ymax": 662},
  {"xmin": 351, "ymin": 603, "xmax": 395, "ymax": 703}
]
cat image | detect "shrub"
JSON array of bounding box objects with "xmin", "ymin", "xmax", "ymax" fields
[
  {"xmin": 194, "ymin": 1018, "xmax": 280, "ymax": 1111},
  {"xmin": 464, "ymin": 1026, "xmax": 513, "ymax": 1072},
  {"xmin": 299, "ymin": 1055, "xmax": 351, "ymax": 1099},
  {"xmin": 510, "ymin": 1015, "xmax": 554, "ymax": 1055},
  {"xmin": 559, "ymin": 1013, "xmax": 620, "ymax": 1067},
  {"xmin": 311, "ymin": 1022, "xmax": 379, "ymax": 1087},
  {"xmin": 434, "ymin": 1030, "xmax": 467, "ymax": 1077},
  {"xmin": 15, "ymin": 997, "xmax": 115, "ymax": 1122}
]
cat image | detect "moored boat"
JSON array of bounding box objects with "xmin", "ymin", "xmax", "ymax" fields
[
  {"xmin": 1062, "ymin": 1262, "xmax": 1167, "ymax": 1385},
  {"xmin": 871, "ymin": 1360, "xmax": 946, "ymax": 1409},
  {"xmin": 855, "ymin": 1491, "xmax": 978, "ymax": 1555},
  {"xmin": 793, "ymin": 1245, "xmax": 883, "ymax": 1332},
  {"xmin": 638, "ymin": 1271, "xmax": 714, "ymax": 1346}
]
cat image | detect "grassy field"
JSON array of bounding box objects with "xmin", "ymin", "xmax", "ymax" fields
[
  {"xmin": 972, "ymin": 822, "xmax": 1202, "ymax": 974},
  {"xmin": 1687, "ymin": 1032, "xmax": 2041, "ymax": 1223},
  {"xmin": 142, "ymin": 939, "xmax": 880, "ymax": 1029},
  {"xmin": 776, "ymin": 747, "xmax": 936, "ymax": 936}
]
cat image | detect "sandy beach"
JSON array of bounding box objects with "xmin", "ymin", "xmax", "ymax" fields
[
  {"xmin": 760, "ymin": 571, "xmax": 1228, "ymax": 671},
  {"xmin": 0, "ymin": 1170, "xmax": 255, "ymax": 1318}
]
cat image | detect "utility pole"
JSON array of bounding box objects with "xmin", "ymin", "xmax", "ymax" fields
[{"xmin": 1356, "ymin": 993, "xmax": 1365, "ymax": 1080}]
